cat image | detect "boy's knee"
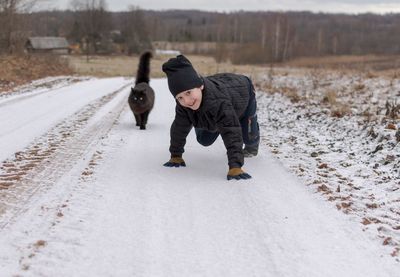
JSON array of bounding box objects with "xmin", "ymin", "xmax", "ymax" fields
[
  {"xmin": 196, "ymin": 137, "xmax": 214, "ymax": 146},
  {"xmin": 195, "ymin": 128, "xmax": 219, "ymax": 146}
]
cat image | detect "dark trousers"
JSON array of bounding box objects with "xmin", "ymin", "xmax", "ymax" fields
[{"xmin": 195, "ymin": 78, "xmax": 260, "ymax": 147}]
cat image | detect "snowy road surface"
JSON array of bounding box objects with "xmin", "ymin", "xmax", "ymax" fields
[{"xmin": 0, "ymin": 77, "xmax": 398, "ymax": 276}]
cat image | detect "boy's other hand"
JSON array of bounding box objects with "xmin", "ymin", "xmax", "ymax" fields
[
  {"xmin": 163, "ymin": 156, "xmax": 186, "ymax": 167},
  {"xmin": 227, "ymin": 168, "xmax": 252, "ymax": 180}
]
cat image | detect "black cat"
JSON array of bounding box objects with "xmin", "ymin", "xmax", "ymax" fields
[{"xmin": 128, "ymin": 51, "xmax": 155, "ymax": 130}]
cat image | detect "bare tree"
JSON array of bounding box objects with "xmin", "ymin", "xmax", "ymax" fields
[
  {"xmin": 317, "ymin": 27, "xmax": 323, "ymax": 55},
  {"xmin": 0, "ymin": 0, "xmax": 42, "ymax": 53},
  {"xmin": 274, "ymin": 15, "xmax": 281, "ymax": 62},
  {"xmin": 69, "ymin": 0, "xmax": 112, "ymax": 59},
  {"xmin": 282, "ymin": 17, "xmax": 293, "ymax": 61},
  {"xmin": 261, "ymin": 20, "xmax": 267, "ymax": 50},
  {"xmin": 121, "ymin": 5, "xmax": 152, "ymax": 55}
]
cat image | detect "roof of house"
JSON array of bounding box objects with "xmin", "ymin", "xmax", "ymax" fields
[{"xmin": 27, "ymin": 37, "xmax": 69, "ymax": 49}]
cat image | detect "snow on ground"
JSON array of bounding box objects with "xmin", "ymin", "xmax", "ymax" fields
[
  {"xmin": 0, "ymin": 76, "xmax": 133, "ymax": 161},
  {"xmin": 0, "ymin": 76, "xmax": 90, "ymax": 101},
  {"xmin": 0, "ymin": 76, "xmax": 398, "ymax": 276},
  {"xmin": 255, "ymin": 68, "xmax": 400, "ymax": 257}
]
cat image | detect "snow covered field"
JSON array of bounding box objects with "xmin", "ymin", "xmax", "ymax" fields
[
  {"xmin": 255, "ymin": 69, "xmax": 400, "ymax": 258},
  {"xmin": 0, "ymin": 76, "xmax": 398, "ymax": 276}
]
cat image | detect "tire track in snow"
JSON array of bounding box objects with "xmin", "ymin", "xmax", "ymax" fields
[{"xmin": 0, "ymin": 82, "xmax": 130, "ymax": 229}]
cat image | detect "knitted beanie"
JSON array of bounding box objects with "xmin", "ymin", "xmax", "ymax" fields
[{"xmin": 162, "ymin": 55, "xmax": 203, "ymax": 97}]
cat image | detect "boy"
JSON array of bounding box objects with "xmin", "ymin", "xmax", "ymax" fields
[{"xmin": 162, "ymin": 55, "xmax": 260, "ymax": 180}]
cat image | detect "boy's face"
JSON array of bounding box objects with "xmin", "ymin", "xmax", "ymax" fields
[{"xmin": 175, "ymin": 85, "xmax": 204, "ymax": 110}]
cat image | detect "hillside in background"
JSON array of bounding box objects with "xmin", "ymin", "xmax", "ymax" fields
[{"xmin": 2, "ymin": 9, "xmax": 400, "ymax": 63}]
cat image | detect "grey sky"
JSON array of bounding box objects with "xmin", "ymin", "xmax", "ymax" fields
[{"xmin": 42, "ymin": 0, "xmax": 400, "ymax": 14}]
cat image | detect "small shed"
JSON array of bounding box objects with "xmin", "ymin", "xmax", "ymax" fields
[{"xmin": 25, "ymin": 37, "xmax": 70, "ymax": 54}]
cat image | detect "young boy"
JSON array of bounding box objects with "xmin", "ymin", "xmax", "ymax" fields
[{"xmin": 162, "ymin": 55, "xmax": 260, "ymax": 180}]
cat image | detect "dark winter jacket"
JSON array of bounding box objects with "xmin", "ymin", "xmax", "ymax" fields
[{"xmin": 169, "ymin": 73, "xmax": 251, "ymax": 168}]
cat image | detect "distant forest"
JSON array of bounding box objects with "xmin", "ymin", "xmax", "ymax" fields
[{"xmin": 1, "ymin": 0, "xmax": 400, "ymax": 64}]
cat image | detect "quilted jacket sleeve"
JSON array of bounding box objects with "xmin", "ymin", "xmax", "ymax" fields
[
  {"xmin": 215, "ymin": 100, "xmax": 244, "ymax": 168},
  {"xmin": 169, "ymin": 104, "xmax": 193, "ymax": 157}
]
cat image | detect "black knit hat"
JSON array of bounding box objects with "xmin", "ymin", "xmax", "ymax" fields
[{"xmin": 162, "ymin": 55, "xmax": 203, "ymax": 97}]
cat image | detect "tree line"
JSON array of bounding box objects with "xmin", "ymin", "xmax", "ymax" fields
[{"xmin": 1, "ymin": 0, "xmax": 400, "ymax": 64}]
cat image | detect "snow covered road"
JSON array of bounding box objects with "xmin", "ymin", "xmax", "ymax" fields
[{"xmin": 0, "ymin": 77, "xmax": 398, "ymax": 276}]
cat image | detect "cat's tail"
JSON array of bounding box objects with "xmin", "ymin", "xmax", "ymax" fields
[{"xmin": 135, "ymin": 51, "xmax": 153, "ymax": 85}]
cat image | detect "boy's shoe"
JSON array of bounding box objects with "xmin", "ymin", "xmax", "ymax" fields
[{"xmin": 243, "ymin": 144, "xmax": 259, "ymax": 157}]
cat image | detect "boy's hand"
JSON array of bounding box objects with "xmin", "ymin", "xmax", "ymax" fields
[
  {"xmin": 163, "ymin": 156, "xmax": 186, "ymax": 167},
  {"xmin": 227, "ymin": 168, "xmax": 252, "ymax": 180}
]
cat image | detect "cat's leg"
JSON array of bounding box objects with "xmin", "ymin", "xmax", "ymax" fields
[
  {"xmin": 134, "ymin": 113, "xmax": 141, "ymax": 127},
  {"xmin": 140, "ymin": 111, "xmax": 149, "ymax": 130},
  {"xmin": 143, "ymin": 110, "xmax": 150, "ymax": 125}
]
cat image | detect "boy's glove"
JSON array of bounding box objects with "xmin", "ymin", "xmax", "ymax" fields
[
  {"xmin": 227, "ymin": 168, "xmax": 252, "ymax": 180},
  {"xmin": 163, "ymin": 156, "xmax": 186, "ymax": 167}
]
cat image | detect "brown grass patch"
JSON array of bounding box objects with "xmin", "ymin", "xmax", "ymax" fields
[
  {"xmin": 322, "ymin": 90, "xmax": 337, "ymax": 105},
  {"xmin": 33, "ymin": 240, "xmax": 47, "ymax": 248},
  {"xmin": 66, "ymin": 53, "xmax": 400, "ymax": 83},
  {"xmin": 331, "ymin": 104, "xmax": 352, "ymax": 117},
  {"xmin": 0, "ymin": 55, "xmax": 73, "ymax": 93},
  {"xmin": 66, "ymin": 54, "xmax": 253, "ymax": 78},
  {"xmin": 0, "ymin": 182, "xmax": 13, "ymax": 189},
  {"xmin": 283, "ymin": 54, "xmax": 400, "ymax": 74},
  {"xmin": 354, "ymin": 83, "xmax": 366, "ymax": 91}
]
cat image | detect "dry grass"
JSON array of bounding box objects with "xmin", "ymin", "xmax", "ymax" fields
[
  {"xmin": 322, "ymin": 90, "xmax": 337, "ymax": 105},
  {"xmin": 4, "ymin": 53, "xmax": 400, "ymax": 94},
  {"xmin": 354, "ymin": 83, "xmax": 366, "ymax": 91},
  {"xmin": 0, "ymin": 54, "xmax": 72, "ymax": 92},
  {"xmin": 331, "ymin": 104, "xmax": 352, "ymax": 118},
  {"xmin": 66, "ymin": 54, "xmax": 263, "ymax": 79},
  {"xmin": 283, "ymin": 54, "xmax": 400, "ymax": 76},
  {"xmin": 67, "ymin": 55, "xmax": 159, "ymax": 78},
  {"xmin": 66, "ymin": 53, "xmax": 400, "ymax": 82},
  {"xmin": 0, "ymin": 53, "xmax": 265, "ymax": 93}
]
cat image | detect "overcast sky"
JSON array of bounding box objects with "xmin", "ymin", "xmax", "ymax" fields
[{"xmin": 41, "ymin": 0, "xmax": 400, "ymax": 14}]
